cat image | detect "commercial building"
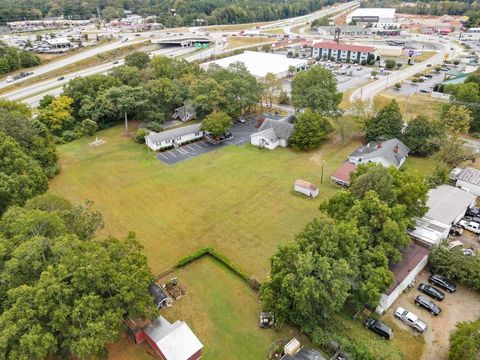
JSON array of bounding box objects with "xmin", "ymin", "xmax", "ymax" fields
[
  {"xmin": 346, "ymin": 8, "xmax": 396, "ymax": 24},
  {"xmin": 42, "ymin": 38, "xmax": 72, "ymax": 53},
  {"xmin": 456, "ymin": 167, "xmax": 480, "ymax": 195},
  {"xmin": 145, "ymin": 124, "xmax": 204, "ymax": 151},
  {"xmin": 202, "ymin": 51, "xmax": 308, "ymax": 78},
  {"xmin": 461, "ymin": 27, "xmax": 480, "ymax": 41},
  {"xmin": 309, "ymin": 41, "xmax": 376, "ymax": 63},
  {"xmin": 409, "ymin": 185, "xmax": 477, "ymax": 247},
  {"xmin": 377, "ymin": 242, "xmax": 430, "ymax": 313},
  {"xmin": 7, "ymin": 19, "xmax": 90, "ymax": 32}
]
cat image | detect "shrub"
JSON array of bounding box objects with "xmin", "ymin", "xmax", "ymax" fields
[
  {"xmin": 146, "ymin": 122, "xmax": 163, "ymax": 132},
  {"xmin": 394, "ymin": 82, "xmax": 401, "ymax": 89},
  {"xmin": 81, "ymin": 118, "xmax": 98, "ymax": 136},
  {"xmin": 278, "ymin": 91, "xmax": 290, "ymax": 105},
  {"xmin": 249, "ymin": 277, "xmax": 261, "ymax": 291},
  {"xmin": 134, "ymin": 128, "xmax": 149, "ymax": 143},
  {"xmin": 62, "ymin": 130, "xmax": 78, "ymax": 142},
  {"xmin": 384, "ymin": 59, "xmax": 396, "ymax": 70},
  {"xmin": 361, "ymin": 60, "xmax": 367, "ymax": 66}
]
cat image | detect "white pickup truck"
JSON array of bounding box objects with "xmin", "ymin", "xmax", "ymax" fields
[{"xmin": 394, "ymin": 307, "xmax": 428, "ymax": 333}]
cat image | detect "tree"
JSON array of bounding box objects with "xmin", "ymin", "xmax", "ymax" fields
[
  {"xmin": 441, "ymin": 105, "xmax": 472, "ymax": 134},
  {"xmin": 38, "ymin": 94, "xmax": 55, "ymax": 109},
  {"xmin": 80, "ymin": 118, "xmax": 98, "ymax": 136},
  {"xmin": 189, "ymin": 78, "xmax": 226, "ymax": 116},
  {"xmin": 124, "ymin": 51, "xmax": 151, "ymax": 69},
  {"xmin": 0, "ymin": 196, "xmax": 156, "ymax": 359},
  {"xmin": 449, "ymin": 320, "xmax": 480, "ymax": 360},
  {"xmin": 402, "ymin": 115, "xmax": 439, "ymax": 156},
  {"xmin": 200, "ymin": 111, "xmax": 232, "ymax": 137},
  {"xmin": 365, "ymin": 100, "xmax": 403, "ymax": 142},
  {"xmin": 288, "ymin": 109, "xmax": 332, "ymax": 150},
  {"xmin": 0, "ymin": 132, "xmax": 48, "ymax": 215},
  {"xmin": 434, "ymin": 135, "xmax": 474, "ymax": 167},
  {"xmin": 330, "ymin": 115, "xmax": 358, "ymax": 146},
  {"xmin": 37, "ymin": 95, "xmax": 75, "ymax": 136},
  {"xmin": 262, "ymin": 72, "xmax": 281, "ymax": 107},
  {"xmin": 444, "ymin": 82, "xmax": 480, "ymax": 132},
  {"xmin": 291, "ymin": 65, "xmax": 342, "ymax": 113},
  {"xmin": 278, "ymin": 91, "xmax": 290, "ymax": 105},
  {"xmin": 384, "ymin": 59, "xmax": 396, "ymax": 70},
  {"xmin": 349, "ymin": 98, "xmax": 375, "ymax": 130}
]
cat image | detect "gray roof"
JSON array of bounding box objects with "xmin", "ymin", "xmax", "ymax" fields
[
  {"xmin": 457, "ymin": 167, "xmax": 480, "ymax": 186},
  {"xmin": 149, "ymin": 283, "xmax": 168, "ymax": 308},
  {"xmin": 349, "ymin": 138, "xmax": 409, "ymax": 167},
  {"xmin": 424, "ymin": 185, "xmax": 477, "ymax": 224},
  {"xmin": 146, "ymin": 123, "xmax": 202, "ymax": 144},
  {"xmin": 280, "ymin": 348, "xmax": 326, "ymax": 360},
  {"xmin": 252, "ymin": 118, "xmax": 294, "ymax": 141}
]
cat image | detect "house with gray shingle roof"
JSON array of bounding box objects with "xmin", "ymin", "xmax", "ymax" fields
[
  {"xmin": 145, "ymin": 123, "xmax": 204, "ymax": 151},
  {"xmin": 250, "ymin": 116, "xmax": 295, "ymax": 150},
  {"xmin": 348, "ymin": 138, "xmax": 409, "ymax": 169},
  {"xmin": 456, "ymin": 167, "xmax": 480, "ymax": 196}
]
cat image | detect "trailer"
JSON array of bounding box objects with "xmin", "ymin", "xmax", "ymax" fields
[{"xmin": 294, "ymin": 179, "xmax": 319, "ymax": 198}]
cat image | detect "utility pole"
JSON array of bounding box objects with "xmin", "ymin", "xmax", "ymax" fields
[
  {"xmin": 124, "ymin": 112, "xmax": 128, "ymax": 134},
  {"xmin": 321, "ymin": 160, "xmax": 325, "ymax": 184}
]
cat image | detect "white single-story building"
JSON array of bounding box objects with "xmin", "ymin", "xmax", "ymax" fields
[
  {"xmin": 377, "ymin": 242, "xmax": 430, "ymax": 313},
  {"xmin": 409, "ymin": 185, "xmax": 477, "ymax": 247},
  {"xmin": 294, "ymin": 179, "xmax": 319, "ymax": 198},
  {"xmin": 310, "ymin": 41, "xmax": 376, "ymax": 63},
  {"xmin": 456, "ymin": 167, "xmax": 480, "ymax": 196},
  {"xmin": 201, "ymin": 51, "xmax": 308, "ymax": 78},
  {"xmin": 145, "ymin": 123, "xmax": 204, "ymax": 151},
  {"xmin": 250, "ymin": 117, "xmax": 294, "ymax": 150},
  {"xmin": 43, "ymin": 38, "xmax": 72, "ymax": 52},
  {"xmin": 346, "ymin": 8, "xmax": 396, "ymax": 24},
  {"xmin": 348, "ymin": 138, "xmax": 409, "ymax": 169}
]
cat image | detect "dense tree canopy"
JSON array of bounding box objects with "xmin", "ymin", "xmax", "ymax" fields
[
  {"xmin": 201, "ymin": 111, "xmax": 233, "ymax": 137},
  {"xmin": 365, "ymin": 100, "xmax": 403, "ymax": 142},
  {"xmin": 401, "ymin": 115, "xmax": 439, "ymax": 156},
  {"xmin": 288, "ymin": 109, "xmax": 332, "ymax": 150},
  {"xmin": 0, "ymin": 41, "xmax": 40, "ymax": 74},
  {"xmin": 0, "ymin": 194, "xmax": 156, "ymax": 359},
  {"xmin": 449, "ymin": 320, "xmax": 480, "ymax": 360},
  {"xmin": 124, "ymin": 51, "xmax": 151, "ymax": 69},
  {"xmin": 0, "ymin": 132, "xmax": 48, "ymax": 215},
  {"xmin": 291, "ymin": 65, "xmax": 342, "ymax": 114}
]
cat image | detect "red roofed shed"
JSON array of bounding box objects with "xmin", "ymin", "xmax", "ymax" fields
[{"xmin": 330, "ymin": 162, "xmax": 357, "ymax": 187}]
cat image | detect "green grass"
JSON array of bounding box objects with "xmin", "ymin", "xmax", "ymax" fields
[
  {"xmin": 50, "ymin": 125, "xmax": 360, "ymax": 280},
  {"xmin": 333, "ymin": 313, "xmax": 425, "ymax": 360}
]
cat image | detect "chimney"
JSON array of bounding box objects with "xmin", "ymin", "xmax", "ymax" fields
[{"xmin": 394, "ymin": 144, "xmax": 399, "ymax": 153}]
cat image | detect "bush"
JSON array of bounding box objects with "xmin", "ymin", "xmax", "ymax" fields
[
  {"xmin": 62, "ymin": 130, "xmax": 78, "ymax": 142},
  {"xmin": 146, "ymin": 122, "xmax": 163, "ymax": 132},
  {"xmin": 384, "ymin": 59, "xmax": 396, "ymax": 70},
  {"xmin": 361, "ymin": 60, "xmax": 367, "ymax": 66},
  {"xmin": 81, "ymin": 118, "xmax": 98, "ymax": 136},
  {"xmin": 394, "ymin": 82, "xmax": 401, "ymax": 89},
  {"xmin": 145, "ymin": 111, "xmax": 164, "ymax": 124},
  {"xmin": 412, "ymin": 77, "xmax": 419, "ymax": 83},
  {"xmin": 278, "ymin": 91, "xmax": 290, "ymax": 105},
  {"xmin": 134, "ymin": 128, "xmax": 149, "ymax": 143}
]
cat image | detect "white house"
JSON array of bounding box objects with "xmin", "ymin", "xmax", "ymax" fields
[
  {"xmin": 294, "ymin": 179, "xmax": 319, "ymax": 198},
  {"xmin": 346, "ymin": 8, "xmax": 396, "ymax": 24},
  {"xmin": 250, "ymin": 117, "xmax": 295, "ymax": 150},
  {"xmin": 145, "ymin": 124, "xmax": 204, "ymax": 151},
  {"xmin": 409, "ymin": 185, "xmax": 477, "ymax": 247},
  {"xmin": 310, "ymin": 41, "xmax": 376, "ymax": 63},
  {"xmin": 377, "ymin": 243, "xmax": 429, "ymax": 313},
  {"xmin": 348, "ymin": 139, "xmax": 409, "ymax": 169},
  {"xmin": 456, "ymin": 167, "xmax": 480, "ymax": 196}
]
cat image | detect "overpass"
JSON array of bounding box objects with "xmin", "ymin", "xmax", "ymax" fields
[{"xmin": 152, "ymin": 37, "xmax": 211, "ymax": 47}]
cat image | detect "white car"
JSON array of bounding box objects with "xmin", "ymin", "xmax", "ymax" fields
[
  {"xmin": 394, "ymin": 307, "xmax": 428, "ymax": 333},
  {"xmin": 466, "ymin": 221, "xmax": 480, "ymax": 234},
  {"xmin": 6, "ymin": 76, "xmax": 13, "ymax": 83}
]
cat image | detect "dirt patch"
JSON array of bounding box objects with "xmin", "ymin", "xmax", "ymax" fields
[{"xmin": 383, "ymin": 270, "xmax": 480, "ymax": 360}]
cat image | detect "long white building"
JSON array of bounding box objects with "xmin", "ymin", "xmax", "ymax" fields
[{"xmin": 346, "ymin": 8, "xmax": 396, "ymax": 24}]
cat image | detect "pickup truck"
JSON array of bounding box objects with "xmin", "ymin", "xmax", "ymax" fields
[{"xmin": 394, "ymin": 307, "xmax": 428, "ymax": 333}]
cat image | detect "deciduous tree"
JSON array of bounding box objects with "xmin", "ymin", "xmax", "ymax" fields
[
  {"xmin": 365, "ymin": 100, "xmax": 403, "ymax": 142},
  {"xmin": 201, "ymin": 111, "xmax": 232, "ymax": 137},
  {"xmin": 289, "ymin": 109, "xmax": 332, "ymax": 150}
]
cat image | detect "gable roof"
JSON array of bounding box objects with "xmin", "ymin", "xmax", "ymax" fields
[
  {"xmin": 457, "ymin": 167, "xmax": 480, "ymax": 185},
  {"xmin": 424, "ymin": 185, "xmax": 477, "ymax": 224},
  {"xmin": 251, "ymin": 118, "xmax": 294, "ymax": 141},
  {"xmin": 145, "ymin": 316, "xmax": 203, "ymax": 360},
  {"xmin": 331, "ymin": 162, "xmax": 357, "ymax": 184},
  {"xmin": 349, "ymin": 138, "xmax": 409, "ymax": 167},
  {"xmin": 312, "ymin": 41, "xmax": 376, "ymax": 53},
  {"xmin": 146, "ymin": 123, "xmax": 202, "ymax": 144}
]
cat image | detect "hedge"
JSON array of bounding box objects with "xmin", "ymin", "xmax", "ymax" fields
[{"xmin": 175, "ymin": 247, "xmax": 251, "ymax": 283}]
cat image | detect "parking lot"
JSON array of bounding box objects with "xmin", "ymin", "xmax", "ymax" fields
[
  {"xmin": 385, "ymin": 70, "xmax": 446, "ymax": 97},
  {"xmin": 384, "ymin": 270, "xmax": 480, "ymax": 360},
  {"xmin": 156, "ymin": 117, "xmax": 259, "ymax": 165}
]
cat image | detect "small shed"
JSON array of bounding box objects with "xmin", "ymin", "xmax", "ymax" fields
[
  {"xmin": 294, "ymin": 179, "xmax": 319, "ymax": 198},
  {"xmin": 149, "ymin": 283, "xmax": 173, "ymax": 309}
]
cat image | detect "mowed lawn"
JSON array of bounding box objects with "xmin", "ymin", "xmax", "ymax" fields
[{"xmin": 50, "ymin": 125, "xmax": 361, "ymax": 279}]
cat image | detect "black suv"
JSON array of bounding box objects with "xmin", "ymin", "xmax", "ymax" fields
[
  {"xmin": 363, "ymin": 318, "xmax": 393, "ymax": 340},
  {"xmin": 415, "ymin": 295, "xmax": 441, "ymax": 316},
  {"xmin": 418, "ymin": 283, "xmax": 445, "ymax": 301},
  {"xmin": 429, "ymin": 274, "xmax": 456, "ymax": 293}
]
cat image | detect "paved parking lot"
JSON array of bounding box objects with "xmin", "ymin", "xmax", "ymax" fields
[
  {"xmin": 156, "ymin": 118, "xmax": 258, "ymax": 165},
  {"xmin": 385, "ymin": 70, "xmax": 446, "ymax": 96},
  {"xmin": 383, "ymin": 270, "xmax": 480, "ymax": 360}
]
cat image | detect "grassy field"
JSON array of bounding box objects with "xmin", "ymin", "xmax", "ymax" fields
[
  {"xmin": 374, "ymin": 93, "xmax": 445, "ymax": 121},
  {"xmin": 227, "ymin": 36, "xmax": 271, "ymax": 49},
  {"xmin": 50, "ymin": 125, "xmax": 361, "ymax": 279}
]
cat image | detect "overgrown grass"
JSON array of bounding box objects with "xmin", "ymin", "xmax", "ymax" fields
[
  {"xmin": 227, "ymin": 36, "xmax": 271, "ymax": 49},
  {"xmin": 374, "ymin": 93, "xmax": 445, "ymax": 121}
]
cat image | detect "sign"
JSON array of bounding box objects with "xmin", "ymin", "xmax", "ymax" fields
[{"xmin": 408, "ymin": 49, "xmax": 415, "ymax": 57}]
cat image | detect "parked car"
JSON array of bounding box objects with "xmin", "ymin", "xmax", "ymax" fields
[
  {"xmin": 415, "ymin": 295, "xmax": 441, "ymax": 316},
  {"xmin": 419, "ymin": 89, "xmax": 430, "ymax": 93},
  {"xmin": 236, "ymin": 117, "xmax": 246, "ymax": 123},
  {"xmin": 418, "ymin": 283, "xmax": 445, "ymax": 301},
  {"xmin": 363, "ymin": 318, "xmax": 394, "ymax": 340},
  {"xmin": 458, "ymin": 219, "xmax": 468, "ymax": 228},
  {"xmin": 357, "ymin": 66, "xmax": 363, "ymax": 70},
  {"xmin": 449, "ymin": 225, "xmax": 463, "ymax": 236},
  {"xmin": 448, "ymin": 240, "xmax": 464, "ymax": 250},
  {"xmin": 466, "ymin": 207, "xmax": 480, "ymax": 217},
  {"xmin": 57, "ymin": 76, "xmax": 65, "ymax": 81},
  {"xmin": 429, "ymin": 274, "xmax": 456, "ymax": 293},
  {"xmin": 463, "ymin": 248, "xmax": 476, "ymax": 256},
  {"xmin": 394, "ymin": 307, "xmax": 428, "ymax": 333},
  {"xmin": 113, "ymin": 61, "xmax": 119, "ymax": 64},
  {"xmin": 465, "ymin": 221, "xmax": 480, "ymax": 234},
  {"xmin": 6, "ymin": 76, "xmax": 13, "ymax": 83},
  {"xmin": 426, "ymin": 63, "xmax": 432, "ymax": 67}
]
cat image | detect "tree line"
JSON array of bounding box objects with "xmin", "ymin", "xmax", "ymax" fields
[
  {"xmin": 0, "ymin": 41, "xmax": 41, "ymax": 74},
  {"xmin": 0, "ymin": 0, "xmax": 336, "ymax": 26}
]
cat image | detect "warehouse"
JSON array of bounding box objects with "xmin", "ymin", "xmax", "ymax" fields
[
  {"xmin": 346, "ymin": 8, "xmax": 396, "ymax": 24},
  {"xmin": 201, "ymin": 51, "xmax": 308, "ymax": 78}
]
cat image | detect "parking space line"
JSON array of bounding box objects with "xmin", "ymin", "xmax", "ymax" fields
[
  {"xmin": 168, "ymin": 150, "xmax": 177, "ymax": 158},
  {"xmin": 176, "ymin": 148, "xmax": 188, "ymax": 155},
  {"xmin": 186, "ymin": 145, "xmax": 196, "ymax": 151},
  {"xmin": 158, "ymin": 153, "xmax": 169, "ymax": 160},
  {"xmin": 193, "ymin": 143, "xmax": 202, "ymax": 149}
]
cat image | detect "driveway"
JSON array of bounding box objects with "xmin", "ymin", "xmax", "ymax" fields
[
  {"xmin": 156, "ymin": 118, "xmax": 258, "ymax": 165},
  {"xmin": 383, "ymin": 270, "xmax": 480, "ymax": 360}
]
